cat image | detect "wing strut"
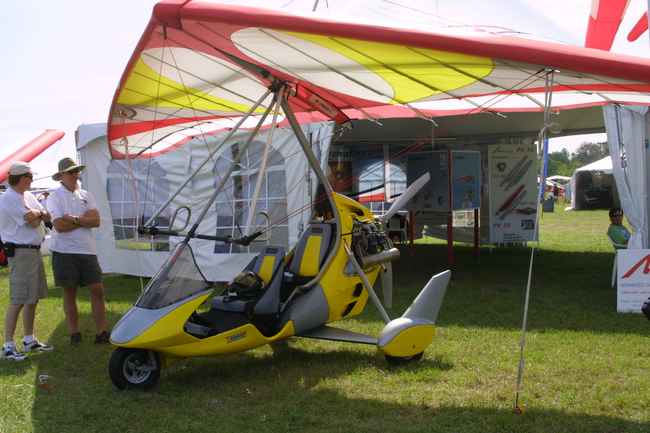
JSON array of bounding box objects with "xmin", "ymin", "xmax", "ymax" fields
[{"xmin": 143, "ymin": 88, "xmax": 273, "ymax": 227}]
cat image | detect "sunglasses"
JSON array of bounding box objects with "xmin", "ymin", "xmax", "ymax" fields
[
  {"xmin": 22, "ymin": 173, "xmax": 33, "ymax": 179},
  {"xmin": 65, "ymin": 169, "xmax": 81, "ymax": 175}
]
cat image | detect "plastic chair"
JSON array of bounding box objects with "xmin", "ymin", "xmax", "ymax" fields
[{"xmin": 607, "ymin": 234, "xmax": 627, "ymax": 288}]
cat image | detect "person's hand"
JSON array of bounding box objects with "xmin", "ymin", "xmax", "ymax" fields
[{"xmin": 24, "ymin": 209, "xmax": 42, "ymax": 224}]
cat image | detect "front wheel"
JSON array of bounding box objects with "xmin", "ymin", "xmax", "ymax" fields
[{"xmin": 109, "ymin": 348, "xmax": 160, "ymax": 390}]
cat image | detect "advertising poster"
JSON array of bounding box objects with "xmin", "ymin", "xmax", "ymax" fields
[
  {"xmin": 617, "ymin": 250, "xmax": 650, "ymax": 313},
  {"xmin": 407, "ymin": 151, "xmax": 482, "ymax": 212},
  {"xmin": 451, "ymin": 151, "xmax": 481, "ymax": 210},
  {"xmin": 407, "ymin": 152, "xmax": 449, "ymax": 212},
  {"xmin": 488, "ymin": 143, "xmax": 537, "ymax": 243}
]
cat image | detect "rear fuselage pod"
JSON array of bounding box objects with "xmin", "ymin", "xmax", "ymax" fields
[
  {"xmin": 378, "ymin": 317, "xmax": 435, "ymax": 357},
  {"xmin": 377, "ymin": 270, "xmax": 450, "ymax": 358}
]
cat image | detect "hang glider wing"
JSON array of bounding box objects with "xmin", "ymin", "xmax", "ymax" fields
[
  {"xmin": 0, "ymin": 130, "xmax": 65, "ymax": 183},
  {"xmin": 585, "ymin": 0, "xmax": 630, "ymax": 50},
  {"xmin": 107, "ymin": 0, "xmax": 650, "ymax": 159}
]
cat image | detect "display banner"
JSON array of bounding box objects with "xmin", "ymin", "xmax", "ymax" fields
[
  {"xmin": 407, "ymin": 150, "xmax": 481, "ymax": 212},
  {"xmin": 617, "ymin": 249, "xmax": 650, "ymax": 313},
  {"xmin": 488, "ymin": 143, "xmax": 537, "ymax": 243},
  {"xmin": 407, "ymin": 151, "xmax": 448, "ymax": 211},
  {"xmin": 452, "ymin": 151, "xmax": 481, "ymax": 210}
]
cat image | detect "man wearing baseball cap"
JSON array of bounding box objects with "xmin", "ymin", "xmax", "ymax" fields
[
  {"xmin": 0, "ymin": 161, "xmax": 53, "ymax": 361},
  {"xmin": 47, "ymin": 157, "xmax": 108, "ymax": 345}
]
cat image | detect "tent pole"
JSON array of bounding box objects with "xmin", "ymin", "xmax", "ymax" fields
[
  {"xmin": 447, "ymin": 149, "xmax": 454, "ymax": 266},
  {"xmin": 514, "ymin": 69, "xmax": 554, "ymax": 413},
  {"xmin": 143, "ymin": 88, "xmax": 273, "ymax": 227},
  {"xmin": 473, "ymin": 208, "xmax": 480, "ymax": 258}
]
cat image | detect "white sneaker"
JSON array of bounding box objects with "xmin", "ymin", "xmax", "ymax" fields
[
  {"xmin": 23, "ymin": 339, "xmax": 54, "ymax": 353},
  {"xmin": 2, "ymin": 345, "xmax": 27, "ymax": 361}
]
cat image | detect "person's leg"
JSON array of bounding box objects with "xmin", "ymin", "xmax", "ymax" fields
[
  {"xmin": 88, "ymin": 282, "xmax": 108, "ymax": 333},
  {"xmin": 63, "ymin": 286, "xmax": 79, "ymax": 334},
  {"xmin": 21, "ymin": 302, "xmax": 53, "ymax": 352},
  {"xmin": 22, "ymin": 303, "xmax": 36, "ymax": 337},
  {"xmin": 4, "ymin": 304, "xmax": 23, "ymax": 345},
  {"xmin": 53, "ymin": 252, "xmax": 81, "ymax": 338}
]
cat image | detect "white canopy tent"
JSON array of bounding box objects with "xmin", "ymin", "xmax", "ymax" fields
[
  {"xmin": 76, "ymin": 122, "xmax": 334, "ymax": 281},
  {"xmin": 569, "ymin": 156, "xmax": 617, "ymax": 210},
  {"xmin": 603, "ymin": 105, "xmax": 649, "ymax": 249},
  {"xmin": 575, "ymin": 156, "xmax": 613, "ymax": 174}
]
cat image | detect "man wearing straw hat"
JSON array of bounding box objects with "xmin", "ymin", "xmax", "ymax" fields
[
  {"xmin": 0, "ymin": 162, "xmax": 53, "ymax": 361},
  {"xmin": 47, "ymin": 158, "xmax": 108, "ymax": 345}
]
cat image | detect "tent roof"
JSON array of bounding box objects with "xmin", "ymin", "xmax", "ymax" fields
[
  {"xmin": 107, "ymin": 1, "xmax": 650, "ymax": 159},
  {"xmin": 575, "ymin": 155, "xmax": 612, "ymax": 173}
]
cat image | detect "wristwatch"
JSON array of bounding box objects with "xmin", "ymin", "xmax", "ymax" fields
[{"xmin": 73, "ymin": 216, "xmax": 80, "ymax": 226}]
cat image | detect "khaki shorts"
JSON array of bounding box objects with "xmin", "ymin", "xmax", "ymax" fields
[
  {"xmin": 8, "ymin": 248, "xmax": 48, "ymax": 305},
  {"xmin": 51, "ymin": 252, "xmax": 102, "ymax": 288}
]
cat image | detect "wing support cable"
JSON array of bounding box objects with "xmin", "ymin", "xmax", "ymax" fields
[
  {"xmin": 257, "ymin": 28, "xmax": 438, "ymax": 126},
  {"xmin": 142, "ymin": 87, "xmax": 273, "ymax": 228},
  {"xmin": 143, "ymin": 84, "xmax": 285, "ymax": 246}
]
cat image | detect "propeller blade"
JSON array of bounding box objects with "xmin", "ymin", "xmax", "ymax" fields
[
  {"xmin": 383, "ymin": 172, "xmax": 430, "ymax": 223},
  {"xmin": 381, "ymin": 262, "xmax": 393, "ymax": 309}
]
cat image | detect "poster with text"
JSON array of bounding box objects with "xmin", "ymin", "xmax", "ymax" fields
[
  {"xmin": 407, "ymin": 152, "xmax": 449, "ymax": 212},
  {"xmin": 451, "ymin": 151, "xmax": 481, "ymax": 210},
  {"xmin": 617, "ymin": 250, "xmax": 650, "ymax": 313},
  {"xmin": 488, "ymin": 143, "xmax": 537, "ymax": 243}
]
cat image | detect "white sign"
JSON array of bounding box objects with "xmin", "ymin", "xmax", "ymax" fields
[
  {"xmin": 488, "ymin": 143, "xmax": 538, "ymax": 243},
  {"xmin": 617, "ymin": 249, "xmax": 650, "ymax": 313}
]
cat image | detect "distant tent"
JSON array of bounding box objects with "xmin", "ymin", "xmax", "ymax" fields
[{"xmin": 570, "ymin": 156, "xmax": 619, "ymax": 210}]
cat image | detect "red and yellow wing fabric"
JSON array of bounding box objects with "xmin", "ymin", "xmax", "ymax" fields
[{"xmin": 108, "ymin": 0, "xmax": 650, "ymax": 159}]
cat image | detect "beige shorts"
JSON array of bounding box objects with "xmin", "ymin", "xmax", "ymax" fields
[{"xmin": 8, "ymin": 248, "xmax": 48, "ymax": 305}]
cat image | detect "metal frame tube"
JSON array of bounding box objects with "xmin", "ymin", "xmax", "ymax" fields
[
  {"xmin": 281, "ymin": 94, "xmax": 341, "ymax": 289},
  {"xmin": 245, "ymin": 88, "xmax": 284, "ymax": 236},
  {"xmin": 345, "ymin": 244, "xmax": 391, "ymax": 324},
  {"xmin": 186, "ymin": 90, "xmax": 281, "ymax": 237},
  {"xmin": 144, "ymin": 88, "xmax": 273, "ymax": 227}
]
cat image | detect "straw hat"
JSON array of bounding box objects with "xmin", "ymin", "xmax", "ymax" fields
[{"xmin": 52, "ymin": 157, "xmax": 86, "ymax": 181}]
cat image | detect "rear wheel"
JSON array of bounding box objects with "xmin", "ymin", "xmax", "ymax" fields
[
  {"xmin": 109, "ymin": 348, "xmax": 160, "ymax": 390},
  {"xmin": 385, "ymin": 352, "xmax": 423, "ymax": 366}
]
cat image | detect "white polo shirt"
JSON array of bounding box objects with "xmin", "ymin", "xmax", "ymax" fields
[
  {"xmin": 47, "ymin": 185, "xmax": 98, "ymax": 255},
  {"xmin": 0, "ymin": 188, "xmax": 46, "ymax": 246}
]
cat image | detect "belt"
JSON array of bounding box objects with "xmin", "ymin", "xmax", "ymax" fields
[{"xmin": 12, "ymin": 244, "xmax": 40, "ymax": 250}]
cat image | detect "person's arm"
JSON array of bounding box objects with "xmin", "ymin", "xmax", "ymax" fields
[
  {"xmin": 53, "ymin": 209, "xmax": 99, "ymax": 232},
  {"xmin": 79, "ymin": 209, "xmax": 100, "ymax": 228},
  {"xmin": 53, "ymin": 215, "xmax": 78, "ymax": 233},
  {"xmin": 23, "ymin": 209, "xmax": 44, "ymax": 228}
]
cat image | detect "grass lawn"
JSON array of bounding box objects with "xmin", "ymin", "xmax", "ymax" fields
[{"xmin": 1, "ymin": 206, "xmax": 649, "ymax": 433}]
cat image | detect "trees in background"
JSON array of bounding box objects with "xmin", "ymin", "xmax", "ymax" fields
[{"xmin": 547, "ymin": 141, "xmax": 608, "ymax": 177}]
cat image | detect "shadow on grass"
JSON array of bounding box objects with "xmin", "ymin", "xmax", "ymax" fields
[
  {"xmin": 363, "ymin": 244, "xmax": 650, "ymax": 336},
  {"xmin": 40, "ymin": 274, "xmax": 150, "ymax": 305},
  {"xmin": 28, "ymin": 318, "xmax": 649, "ymax": 433}
]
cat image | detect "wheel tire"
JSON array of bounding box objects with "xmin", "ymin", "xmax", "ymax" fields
[
  {"xmin": 109, "ymin": 348, "xmax": 160, "ymax": 390},
  {"xmin": 385, "ymin": 352, "xmax": 424, "ymax": 366}
]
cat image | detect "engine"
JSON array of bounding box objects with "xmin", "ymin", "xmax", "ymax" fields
[{"xmin": 351, "ymin": 219, "xmax": 400, "ymax": 268}]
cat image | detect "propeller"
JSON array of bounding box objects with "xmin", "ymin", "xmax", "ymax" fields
[
  {"xmin": 379, "ymin": 172, "xmax": 431, "ymax": 310},
  {"xmin": 382, "ymin": 172, "xmax": 430, "ymax": 223}
]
